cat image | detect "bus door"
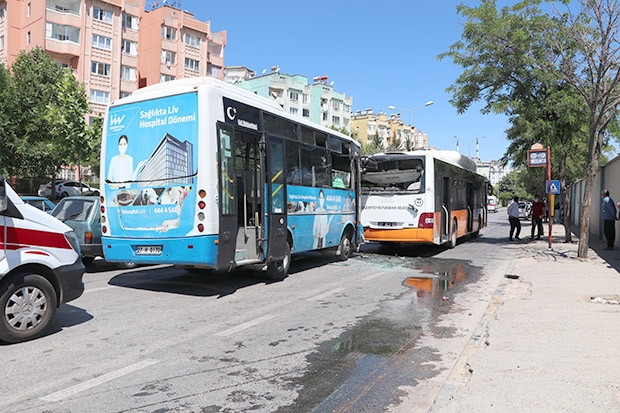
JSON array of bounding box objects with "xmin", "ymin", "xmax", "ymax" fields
[
  {"xmin": 441, "ymin": 176, "xmax": 450, "ymax": 242},
  {"xmin": 216, "ymin": 124, "xmax": 238, "ymax": 270},
  {"xmin": 466, "ymin": 182, "xmax": 474, "ymax": 232},
  {"xmin": 264, "ymin": 136, "xmax": 288, "ymax": 261}
]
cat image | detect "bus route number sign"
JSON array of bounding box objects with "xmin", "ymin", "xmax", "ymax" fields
[{"xmin": 527, "ymin": 149, "xmax": 548, "ymax": 167}]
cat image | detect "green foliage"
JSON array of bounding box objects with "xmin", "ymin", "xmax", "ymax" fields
[{"xmin": 0, "ymin": 47, "xmax": 96, "ymax": 180}]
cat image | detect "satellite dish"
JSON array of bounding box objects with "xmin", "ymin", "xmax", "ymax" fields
[
  {"xmin": 330, "ymin": 81, "xmax": 334, "ymax": 86},
  {"xmin": 262, "ymin": 69, "xmax": 267, "ymax": 75}
]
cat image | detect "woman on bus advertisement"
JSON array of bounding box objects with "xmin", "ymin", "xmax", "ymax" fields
[
  {"xmin": 103, "ymin": 92, "xmax": 199, "ymax": 236},
  {"xmin": 287, "ymin": 186, "xmax": 355, "ymax": 251}
]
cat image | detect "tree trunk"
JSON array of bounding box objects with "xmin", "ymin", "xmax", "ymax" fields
[{"xmin": 577, "ymin": 125, "xmax": 603, "ymax": 258}]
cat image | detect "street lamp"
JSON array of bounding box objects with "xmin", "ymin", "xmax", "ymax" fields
[{"xmin": 387, "ymin": 101, "xmax": 433, "ymax": 149}]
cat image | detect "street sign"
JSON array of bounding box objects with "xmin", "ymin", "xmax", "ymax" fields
[
  {"xmin": 546, "ymin": 180, "xmax": 560, "ymax": 195},
  {"xmin": 528, "ymin": 149, "xmax": 548, "ymax": 167}
]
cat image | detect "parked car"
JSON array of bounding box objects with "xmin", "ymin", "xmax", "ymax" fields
[
  {"xmin": 20, "ymin": 196, "xmax": 56, "ymax": 213},
  {"xmin": 487, "ymin": 196, "xmax": 498, "ymax": 213},
  {"xmin": 38, "ymin": 181, "xmax": 99, "ymax": 198},
  {"xmin": 518, "ymin": 201, "xmax": 532, "ymax": 220},
  {"xmin": 50, "ymin": 197, "xmax": 136, "ymax": 268}
]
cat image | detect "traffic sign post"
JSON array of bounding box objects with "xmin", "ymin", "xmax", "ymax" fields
[{"xmin": 529, "ymin": 143, "xmax": 553, "ymax": 248}]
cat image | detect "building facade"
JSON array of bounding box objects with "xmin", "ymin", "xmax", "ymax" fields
[
  {"xmin": 237, "ymin": 69, "xmax": 353, "ymax": 133},
  {"xmin": 351, "ymin": 109, "xmax": 429, "ymax": 150},
  {"xmin": 0, "ymin": 0, "xmax": 226, "ymax": 118}
]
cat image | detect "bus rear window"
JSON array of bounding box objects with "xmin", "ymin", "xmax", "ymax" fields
[{"xmin": 361, "ymin": 156, "xmax": 424, "ymax": 192}]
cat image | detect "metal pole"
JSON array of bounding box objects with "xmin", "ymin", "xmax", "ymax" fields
[{"xmin": 547, "ymin": 146, "xmax": 552, "ymax": 248}]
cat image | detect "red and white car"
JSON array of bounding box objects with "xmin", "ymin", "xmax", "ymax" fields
[{"xmin": 0, "ymin": 176, "xmax": 85, "ymax": 343}]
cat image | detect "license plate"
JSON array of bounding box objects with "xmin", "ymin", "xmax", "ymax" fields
[
  {"xmin": 379, "ymin": 222, "xmax": 397, "ymax": 227},
  {"xmin": 135, "ymin": 245, "xmax": 162, "ymax": 255}
]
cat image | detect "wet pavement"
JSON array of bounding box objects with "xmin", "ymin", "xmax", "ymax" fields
[{"xmin": 277, "ymin": 252, "xmax": 483, "ymax": 413}]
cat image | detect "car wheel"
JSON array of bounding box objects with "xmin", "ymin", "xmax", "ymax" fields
[
  {"xmin": 265, "ymin": 242, "xmax": 291, "ymax": 281},
  {"xmin": 0, "ymin": 273, "xmax": 57, "ymax": 344},
  {"xmin": 336, "ymin": 230, "xmax": 352, "ymax": 261},
  {"xmin": 62, "ymin": 191, "xmax": 69, "ymax": 198}
]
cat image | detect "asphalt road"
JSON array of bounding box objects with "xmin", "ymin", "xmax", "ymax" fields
[{"xmin": 0, "ymin": 209, "xmax": 515, "ymax": 413}]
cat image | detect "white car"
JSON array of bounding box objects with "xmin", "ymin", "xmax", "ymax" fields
[{"xmin": 38, "ymin": 181, "xmax": 99, "ymax": 198}]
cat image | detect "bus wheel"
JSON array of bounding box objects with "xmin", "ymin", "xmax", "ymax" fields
[
  {"xmin": 336, "ymin": 230, "xmax": 352, "ymax": 261},
  {"xmin": 265, "ymin": 242, "xmax": 291, "ymax": 281},
  {"xmin": 448, "ymin": 220, "xmax": 458, "ymax": 249},
  {"xmin": 0, "ymin": 273, "xmax": 57, "ymax": 344}
]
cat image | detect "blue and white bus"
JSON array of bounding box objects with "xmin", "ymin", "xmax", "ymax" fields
[{"xmin": 100, "ymin": 77, "xmax": 361, "ymax": 280}]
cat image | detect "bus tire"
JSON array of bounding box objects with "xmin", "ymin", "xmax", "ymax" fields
[
  {"xmin": 0, "ymin": 273, "xmax": 57, "ymax": 344},
  {"xmin": 336, "ymin": 230, "xmax": 352, "ymax": 261},
  {"xmin": 265, "ymin": 242, "xmax": 291, "ymax": 281},
  {"xmin": 448, "ymin": 219, "xmax": 458, "ymax": 249}
]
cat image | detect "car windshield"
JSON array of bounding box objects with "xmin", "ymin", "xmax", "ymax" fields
[{"xmin": 51, "ymin": 199, "xmax": 95, "ymax": 222}]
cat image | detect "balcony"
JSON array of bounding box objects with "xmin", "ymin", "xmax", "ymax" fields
[{"xmin": 45, "ymin": 37, "xmax": 80, "ymax": 58}]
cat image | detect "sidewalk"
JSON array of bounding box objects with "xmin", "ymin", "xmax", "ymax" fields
[{"xmin": 432, "ymin": 223, "xmax": 620, "ymax": 412}]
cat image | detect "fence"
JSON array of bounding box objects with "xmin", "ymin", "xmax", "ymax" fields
[{"xmin": 568, "ymin": 155, "xmax": 620, "ymax": 247}]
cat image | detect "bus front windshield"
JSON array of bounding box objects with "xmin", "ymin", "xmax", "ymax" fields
[{"xmin": 361, "ymin": 155, "xmax": 425, "ymax": 193}]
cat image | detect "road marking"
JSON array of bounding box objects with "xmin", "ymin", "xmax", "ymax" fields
[
  {"xmin": 215, "ymin": 314, "xmax": 278, "ymax": 337},
  {"xmin": 361, "ymin": 272, "xmax": 386, "ymax": 281},
  {"xmin": 40, "ymin": 358, "xmax": 159, "ymax": 402},
  {"xmin": 307, "ymin": 287, "xmax": 345, "ymax": 301}
]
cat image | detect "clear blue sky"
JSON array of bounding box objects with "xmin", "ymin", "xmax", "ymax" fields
[{"xmin": 178, "ymin": 0, "xmax": 509, "ymax": 162}]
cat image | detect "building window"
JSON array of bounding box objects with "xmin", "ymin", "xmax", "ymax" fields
[
  {"xmin": 92, "ymin": 34, "xmax": 111, "ymax": 50},
  {"xmin": 161, "ymin": 50, "xmax": 176, "ymax": 65},
  {"xmin": 91, "ymin": 61, "xmax": 111, "ymax": 77},
  {"xmin": 120, "ymin": 91, "xmax": 132, "ymax": 99},
  {"xmin": 185, "ymin": 33, "xmax": 200, "ymax": 48},
  {"xmin": 90, "ymin": 89, "xmax": 110, "ymax": 104},
  {"xmin": 184, "ymin": 58, "xmax": 199, "ymax": 72},
  {"xmin": 302, "ymin": 108, "xmax": 310, "ymax": 118},
  {"xmin": 122, "ymin": 40, "xmax": 138, "ymax": 56},
  {"xmin": 302, "ymin": 94, "xmax": 308, "ymax": 104},
  {"xmin": 46, "ymin": 23, "xmax": 80, "ymax": 43},
  {"xmin": 289, "ymin": 91, "xmax": 300, "ymax": 102},
  {"xmin": 0, "ymin": 6, "xmax": 5, "ymax": 21},
  {"xmin": 0, "ymin": 35, "xmax": 4, "ymax": 51},
  {"xmin": 122, "ymin": 13, "xmax": 139, "ymax": 30},
  {"xmin": 121, "ymin": 66, "xmax": 137, "ymax": 81},
  {"xmin": 93, "ymin": 7, "xmax": 113, "ymax": 23},
  {"xmin": 332, "ymin": 100, "xmax": 341, "ymax": 111},
  {"xmin": 27, "ymin": 31, "xmax": 31, "ymax": 44},
  {"xmin": 332, "ymin": 116, "xmax": 341, "ymax": 126},
  {"xmin": 290, "ymin": 108, "xmax": 298, "ymax": 116},
  {"xmin": 162, "ymin": 26, "xmax": 176, "ymax": 40},
  {"xmin": 160, "ymin": 74, "xmax": 175, "ymax": 82},
  {"xmin": 27, "ymin": 3, "xmax": 31, "ymax": 17},
  {"xmin": 322, "ymin": 112, "xmax": 327, "ymax": 121}
]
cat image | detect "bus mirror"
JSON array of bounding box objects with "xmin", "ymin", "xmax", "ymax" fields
[{"xmin": 0, "ymin": 175, "xmax": 7, "ymax": 212}]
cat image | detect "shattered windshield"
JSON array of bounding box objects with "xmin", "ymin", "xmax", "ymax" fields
[{"xmin": 361, "ymin": 155, "xmax": 425, "ymax": 193}]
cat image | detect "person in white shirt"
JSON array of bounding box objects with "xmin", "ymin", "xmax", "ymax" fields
[
  {"xmin": 108, "ymin": 135, "xmax": 134, "ymax": 187},
  {"xmin": 507, "ymin": 195, "xmax": 521, "ymax": 241}
]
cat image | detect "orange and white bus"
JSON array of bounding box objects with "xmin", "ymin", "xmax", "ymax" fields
[{"xmin": 360, "ymin": 150, "xmax": 487, "ymax": 247}]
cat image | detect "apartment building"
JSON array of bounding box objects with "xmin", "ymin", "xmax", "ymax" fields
[
  {"xmin": 351, "ymin": 109, "xmax": 429, "ymax": 150},
  {"xmin": 238, "ymin": 68, "xmax": 353, "ymax": 133},
  {"xmin": 0, "ymin": 0, "xmax": 226, "ymax": 118}
]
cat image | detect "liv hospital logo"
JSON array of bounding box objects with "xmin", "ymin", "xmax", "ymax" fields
[{"xmin": 108, "ymin": 107, "xmax": 139, "ymax": 134}]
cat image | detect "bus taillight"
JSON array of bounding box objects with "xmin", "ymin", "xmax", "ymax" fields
[
  {"xmin": 418, "ymin": 213, "xmax": 434, "ymax": 229},
  {"xmin": 198, "ymin": 200, "xmax": 206, "ymax": 209},
  {"xmin": 197, "ymin": 223, "xmax": 204, "ymax": 232}
]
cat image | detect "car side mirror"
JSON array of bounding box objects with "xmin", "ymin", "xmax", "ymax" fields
[{"xmin": 0, "ymin": 176, "xmax": 7, "ymax": 212}]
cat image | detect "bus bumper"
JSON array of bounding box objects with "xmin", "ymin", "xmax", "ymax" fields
[
  {"xmin": 101, "ymin": 235, "xmax": 219, "ymax": 266},
  {"xmin": 363, "ymin": 227, "xmax": 435, "ymax": 243}
]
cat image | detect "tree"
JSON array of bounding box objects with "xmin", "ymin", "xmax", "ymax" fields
[
  {"xmin": 440, "ymin": 0, "xmax": 620, "ymax": 257},
  {"xmin": 0, "ymin": 47, "xmax": 96, "ymax": 190}
]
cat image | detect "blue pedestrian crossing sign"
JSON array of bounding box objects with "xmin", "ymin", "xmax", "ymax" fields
[{"xmin": 546, "ymin": 180, "xmax": 560, "ymax": 195}]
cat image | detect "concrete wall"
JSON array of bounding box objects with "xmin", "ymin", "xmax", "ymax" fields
[{"xmin": 568, "ymin": 155, "xmax": 620, "ymax": 246}]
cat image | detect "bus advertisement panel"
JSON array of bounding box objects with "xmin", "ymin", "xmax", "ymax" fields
[{"xmin": 102, "ymin": 92, "xmax": 198, "ymax": 240}]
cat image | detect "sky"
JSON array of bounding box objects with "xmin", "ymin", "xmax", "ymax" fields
[{"xmin": 174, "ymin": 0, "xmax": 510, "ymax": 162}]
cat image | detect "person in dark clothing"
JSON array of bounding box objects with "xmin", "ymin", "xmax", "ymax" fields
[
  {"xmin": 600, "ymin": 189, "xmax": 617, "ymax": 250},
  {"xmin": 530, "ymin": 194, "xmax": 545, "ymax": 240}
]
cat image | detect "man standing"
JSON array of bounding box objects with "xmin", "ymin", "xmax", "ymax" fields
[
  {"xmin": 601, "ymin": 189, "xmax": 617, "ymax": 250},
  {"xmin": 507, "ymin": 195, "xmax": 521, "ymax": 241},
  {"xmin": 530, "ymin": 194, "xmax": 545, "ymax": 240}
]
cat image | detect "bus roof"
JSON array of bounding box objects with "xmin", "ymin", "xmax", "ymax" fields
[
  {"xmin": 370, "ymin": 149, "xmax": 478, "ymax": 173},
  {"xmin": 110, "ymin": 77, "xmax": 359, "ymax": 148}
]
